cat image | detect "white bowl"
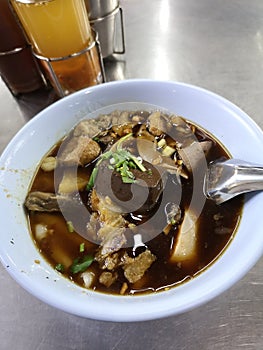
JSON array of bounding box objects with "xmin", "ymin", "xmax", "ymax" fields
[{"xmin": 1, "ymin": 79, "xmax": 263, "ymax": 322}]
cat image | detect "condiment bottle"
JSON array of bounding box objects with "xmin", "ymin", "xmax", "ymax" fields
[{"xmin": 0, "ymin": 0, "xmax": 45, "ymax": 95}]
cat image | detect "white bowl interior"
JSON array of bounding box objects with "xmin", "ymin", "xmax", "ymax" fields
[{"xmin": 1, "ymin": 80, "xmax": 263, "ymax": 322}]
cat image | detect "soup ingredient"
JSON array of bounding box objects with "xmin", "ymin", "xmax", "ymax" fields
[
  {"xmin": 70, "ymin": 255, "xmax": 94, "ymax": 274},
  {"xmin": 90, "ymin": 190, "xmax": 127, "ymax": 262},
  {"xmin": 170, "ymin": 210, "xmax": 197, "ymax": 262},
  {"xmin": 55, "ymin": 263, "xmax": 65, "ymax": 273},
  {"xmin": 59, "ymin": 136, "xmax": 101, "ymax": 167},
  {"xmin": 25, "ymin": 191, "xmax": 78, "ymax": 212},
  {"xmin": 58, "ymin": 169, "xmax": 88, "ymax": 193},
  {"xmin": 67, "ymin": 221, "xmax": 74, "ymax": 233},
  {"xmin": 99, "ymin": 271, "xmax": 118, "ymax": 288},
  {"xmin": 121, "ymin": 250, "xmax": 156, "ymax": 284},
  {"xmin": 94, "ymin": 160, "xmax": 166, "ymax": 213},
  {"xmin": 25, "ymin": 191, "xmax": 63, "ymax": 212},
  {"xmin": 87, "ymin": 133, "xmax": 147, "ymax": 189},
  {"xmin": 40, "ymin": 156, "xmax": 57, "ymax": 172},
  {"xmin": 35, "ymin": 223, "xmax": 49, "ymax": 241},
  {"xmin": 81, "ymin": 271, "xmax": 95, "ymax": 288}
]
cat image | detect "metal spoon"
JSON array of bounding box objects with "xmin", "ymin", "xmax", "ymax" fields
[{"xmin": 204, "ymin": 159, "xmax": 263, "ymax": 204}]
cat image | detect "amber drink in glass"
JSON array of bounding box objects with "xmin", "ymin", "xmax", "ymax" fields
[{"xmin": 11, "ymin": 0, "xmax": 103, "ymax": 96}]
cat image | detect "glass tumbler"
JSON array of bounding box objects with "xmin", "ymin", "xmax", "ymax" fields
[
  {"xmin": 0, "ymin": 0, "xmax": 45, "ymax": 95},
  {"xmin": 11, "ymin": 0, "xmax": 104, "ymax": 96}
]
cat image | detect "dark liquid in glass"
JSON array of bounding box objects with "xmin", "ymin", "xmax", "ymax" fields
[{"xmin": 0, "ymin": 0, "xmax": 44, "ymax": 95}]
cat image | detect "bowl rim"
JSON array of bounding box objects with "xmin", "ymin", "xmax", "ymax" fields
[{"xmin": 1, "ymin": 79, "xmax": 263, "ymax": 322}]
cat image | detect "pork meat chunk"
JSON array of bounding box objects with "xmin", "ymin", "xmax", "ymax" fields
[
  {"xmin": 59, "ymin": 135, "xmax": 101, "ymax": 166},
  {"xmin": 147, "ymin": 111, "xmax": 171, "ymax": 136},
  {"xmin": 111, "ymin": 110, "xmax": 130, "ymax": 126},
  {"xmin": 73, "ymin": 116, "xmax": 111, "ymax": 138}
]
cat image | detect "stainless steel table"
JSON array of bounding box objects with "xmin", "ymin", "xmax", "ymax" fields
[{"xmin": 1, "ymin": 1, "xmax": 263, "ymax": 349}]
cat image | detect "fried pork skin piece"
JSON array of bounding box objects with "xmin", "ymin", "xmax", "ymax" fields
[
  {"xmin": 121, "ymin": 250, "xmax": 156, "ymax": 284},
  {"xmin": 99, "ymin": 271, "xmax": 118, "ymax": 288},
  {"xmin": 89, "ymin": 190, "xmax": 127, "ymax": 267},
  {"xmin": 90, "ymin": 190, "xmax": 157, "ymax": 285},
  {"xmin": 98, "ymin": 252, "xmax": 120, "ymax": 271}
]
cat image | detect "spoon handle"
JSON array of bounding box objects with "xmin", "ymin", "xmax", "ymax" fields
[
  {"xmin": 205, "ymin": 159, "xmax": 263, "ymax": 204},
  {"xmin": 233, "ymin": 164, "xmax": 263, "ymax": 191}
]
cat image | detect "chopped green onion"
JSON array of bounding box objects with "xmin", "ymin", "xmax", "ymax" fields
[
  {"xmin": 79, "ymin": 242, "xmax": 85, "ymax": 252},
  {"xmin": 86, "ymin": 133, "xmax": 150, "ymax": 190},
  {"xmin": 70, "ymin": 255, "xmax": 94, "ymax": 274},
  {"xmin": 116, "ymin": 132, "xmax": 133, "ymax": 151},
  {"xmin": 66, "ymin": 221, "xmax": 74, "ymax": 233},
  {"xmin": 55, "ymin": 263, "xmax": 65, "ymax": 273},
  {"xmin": 122, "ymin": 176, "xmax": 137, "ymax": 184},
  {"xmin": 128, "ymin": 161, "xmax": 136, "ymax": 169},
  {"xmin": 170, "ymin": 218, "xmax": 176, "ymax": 225},
  {"xmin": 130, "ymin": 155, "xmax": 147, "ymax": 172},
  {"xmin": 87, "ymin": 166, "xmax": 98, "ymax": 191}
]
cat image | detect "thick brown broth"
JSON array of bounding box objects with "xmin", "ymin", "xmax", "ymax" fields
[{"xmin": 26, "ymin": 111, "xmax": 243, "ymax": 295}]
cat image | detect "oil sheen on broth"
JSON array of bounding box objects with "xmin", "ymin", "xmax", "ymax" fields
[{"xmin": 25, "ymin": 110, "xmax": 243, "ymax": 295}]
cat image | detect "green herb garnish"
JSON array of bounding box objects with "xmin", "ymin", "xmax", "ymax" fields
[
  {"xmin": 87, "ymin": 166, "xmax": 98, "ymax": 191},
  {"xmin": 55, "ymin": 263, "xmax": 65, "ymax": 273},
  {"xmin": 70, "ymin": 255, "xmax": 94, "ymax": 274},
  {"xmin": 86, "ymin": 133, "xmax": 147, "ymax": 191},
  {"xmin": 79, "ymin": 242, "xmax": 85, "ymax": 252},
  {"xmin": 66, "ymin": 220, "xmax": 74, "ymax": 233}
]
